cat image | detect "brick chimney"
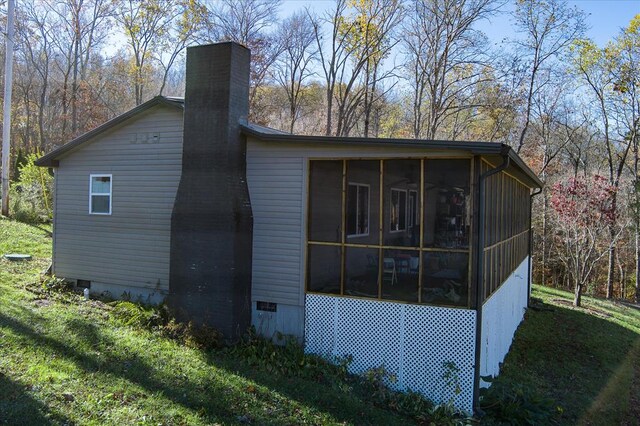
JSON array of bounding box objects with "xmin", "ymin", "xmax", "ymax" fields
[{"xmin": 169, "ymin": 42, "xmax": 253, "ymax": 340}]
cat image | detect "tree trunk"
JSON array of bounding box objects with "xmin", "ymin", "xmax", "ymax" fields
[
  {"xmin": 636, "ymin": 227, "xmax": 640, "ymax": 303},
  {"xmin": 61, "ymin": 73, "xmax": 69, "ymax": 141},
  {"xmin": 542, "ymin": 182, "xmax": 548, "ymax": 286},
  {"xmin": 616, "ymin": 249, "xmax": 626, "ymax": 300},
  {"xmin": 363, "ymin": 63, "xmax": 370, "ymax": 138},
  {"xmin": 38, "ymin": 79, "xmax": 47, "ymax": 151},
  {"xmin": 607, "ymin": 215, "xmax": 617, "ymax": 299},
  {"xmin": 289, "ymin": 101, "xmax": 296, "ymax": 134},
  {"xmin": 635, "ymin": 145, "xmax": 639, "ymax": 304},
  {"xmin": 606, "ymin": 228, "xmax": 615, "ymax": 298},
  {"xmin": 574, "ymin": 281, "xmax": 582, "ymax": 307},
  {"xmin": 325, "ymin": 87, "xmax": 333, "ymax": 136},
  {"xmin": 71, "ymin": 10, "xmax": 80, "ymax": 136},
  {"xmin": 620, "ymin": 265, "xmax": 626, "ymax": 300}
]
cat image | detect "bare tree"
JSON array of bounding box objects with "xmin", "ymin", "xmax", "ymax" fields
[
  {"xmin": 309, "ymin": 0, "xmax": 350, "ymax": 136},
  {"xmin": 609, "ymin": 17, "xmax": 640, "ymax": 303},
  {"xmin": 45, "ymin": 0, "xmax": 114, "ymax": 135},
  {"xmin": 157, "ymin": 1, "xmax": 207, "ymax": 96},
  {"xmin": 512, "ymin": 0, "xmax": 586, "ymax": 154},
  {"xmin": 206, "ymin": 0, "xmax": 282, "ymax": 120},
  {"xmin": 273, "ymin": 12, "xmax": 317, "ymax": 133},
  {"xmin": 311, "ymin": 0, "xmax": 401, "ymax": 137},
  {"xmin": 526, "ymin": 77, "xmax": 587, "ymax": 287},
  {"xmin": 573, "ymin": 33, "xmax": 638, "ymax": 300},
  {"xmin": 349, "ymin": 0, "xmax": 403, "ymax": 137},
  {"xmin": 16, "ymin": 3, "xmax": 52, "ymax": 151},
  {"xmin": 14, "ymin": 0, "xmax": 114, "ymax": 149},
  {"xmin": 402, "ymin": 0, "xmax": 499, "ymax": 140},
  {"xmin": 116, "ymin": 0, "xmax": 179, "ymax": 105}
]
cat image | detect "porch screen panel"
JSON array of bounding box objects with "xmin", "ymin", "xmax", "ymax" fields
[
  {"xmin": 422, "ymin": 252, "xmax": 469, "ymax": 307},
  {"xmin": 423, "ymin": 159, "xmax": 470, "ymax": 249},
  {"xmin": 481, "ymin": 158, "xmax": 532, "ymax": 301},
  {"xmin": 381, "ymin": 248, "xmax": 419, "ymax": 303},
  {"xmin": 344, "ymin": 247, "xmax": 380, "ymax": 298},
  {"xmin": 383, "ymin": 160, "xmax": 421, "ymax": 247},
  {"xmin": 346, "ymin": 160, "xmax": 380, "ymax": 245},
  {"xmin": 309, "ymin": 160, "xmax": 343, "ymax": 242},
  {"xmin": 307, "ymin": 245, "xmax": 341, "ymax": 294},
  {"xmin": 307, "ymin": 158, "xmax": 473, "ymax": 308}
]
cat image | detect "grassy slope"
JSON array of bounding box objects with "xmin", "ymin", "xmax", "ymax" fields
[
  {"xmin": 0, "ymin": 218, "xmax": 412, "ymax": 426},
  {"xmin": 499, "ymin": 285, "xmax": 640, "ymax": 425},
  {"xmin": 3, "ymin": 217, "xmax": 640, "ymax": 425}
]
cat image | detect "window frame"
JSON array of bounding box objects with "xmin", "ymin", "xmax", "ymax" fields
[
  {"xmin": 408, "ymin": 190, "xmax": 418, "ymax": 228},
  {"xmin": 389, "ymin": 188, "xmax": 407, "ymax": 233},
  {"xmin": 346, "ymin": 182, "xmax": 370, "ymax": 238},
  {"xmin": 89, "ymin": 174, "xmax": 112, "ymax": 215}
]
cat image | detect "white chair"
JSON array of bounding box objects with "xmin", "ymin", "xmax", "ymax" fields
[{"xmin": 383, "ymin": 258, "xmax": 397, "ymax": 286}]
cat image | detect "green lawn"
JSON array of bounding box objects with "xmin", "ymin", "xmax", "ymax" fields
[
  {"xmin": 499, "ymin": 285, "xmax": 640, "ymax": 425},
  {"xmin": 2, "ymin": 216, "xmax": 640, "ymax": 425},
  {"xmin": 0, "ymin": 217, "xmax": 414, "ymax": 425}
]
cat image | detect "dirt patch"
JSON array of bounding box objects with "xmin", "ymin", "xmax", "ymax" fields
[
  {"xmin": 552, "ymin": 298, "xmax": 612, "ymax": 318},
  {"xmin": 618, "ymin": 301, "xmax": 640, "ymax": 311},
  {"xmin": 32, "ymin": 298, "xmax": 52, "ymax": 308},
  {"xmin": 86, "ymin": 299, "xmax": 109, "ymax": 309}
]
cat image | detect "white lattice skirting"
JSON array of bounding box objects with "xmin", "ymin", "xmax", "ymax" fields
[
  {"xmin": 304, "ymin": 295, "xmax": 476, "ymax": 412},
  {"xmin": 479, "ymin": 257, "xmax": 530, "ymax": 384}
]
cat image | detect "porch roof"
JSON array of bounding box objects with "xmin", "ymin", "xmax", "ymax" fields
[{"xmin": 241, "ymin": 123, "xmax": 543, "ymax": 189}]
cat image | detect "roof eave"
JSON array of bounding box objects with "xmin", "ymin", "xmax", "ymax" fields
[
  {"xmin": 507, "ymin": 149, "xmax": 544, "ymax": 189},
  {"xmin": 241, "ymin": 124, "xmax": 503, "ymax": 153},
  {"xmin": 241, "ymin": 125, "xmax": 542, "ymax": 189}
]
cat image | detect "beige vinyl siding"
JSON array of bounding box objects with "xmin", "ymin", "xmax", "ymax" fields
[
  {"xmin": 52, "ymin": 105, "xmax": 183, "ymax": 294},
  {"xmin": 246, "ymin": 154, "xmax": 305, "ymax": 306},
  {"xmin": 246, "ymin": 138, "xmax": 473, "ymax": 307}
]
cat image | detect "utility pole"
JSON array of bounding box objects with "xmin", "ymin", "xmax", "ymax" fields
[{"xmin": 1, "ymin": 0, "xmax": 15, "ymax": 216}]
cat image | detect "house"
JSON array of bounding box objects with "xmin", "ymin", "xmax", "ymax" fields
[{"xmin": 36, "ymin": 42, "xmax": 542, "ymax": 412}]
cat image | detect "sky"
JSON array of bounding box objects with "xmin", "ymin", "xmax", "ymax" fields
[
  {"xmin": 481, "ymin": 0, "xmax": 639, "ymax": 47},
  {"xmin": 278, "ymin": 0, "xmax": 639, "ymax": 47},
  {"xmin": 570, "ymin": 0, "xmax": 638, "ymax": 45}
]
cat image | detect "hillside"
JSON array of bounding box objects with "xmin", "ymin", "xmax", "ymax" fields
[
  {"xmin": 0, "ymin": 218, "xmax": 416, "ymax": 425},
  {"xmin": 1, "ymin": 217, "xmax": 639, "ymax": 425},
  {"xmin": 498, "ymin": 285, "xmax": 640, "ymax": 425}
]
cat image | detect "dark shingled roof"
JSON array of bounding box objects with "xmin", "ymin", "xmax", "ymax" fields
[
  {"xmin": 36, "ymin": 96, "xmax": 542, "ymax": 188},
  {"xmin": 241, "ymin": 124, "xmax": 542, "ymax": 188}
]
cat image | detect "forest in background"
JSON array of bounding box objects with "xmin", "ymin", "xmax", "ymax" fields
[{"xmin": 0, "ymin": 0, "xmax": 638, "ymax": 306}]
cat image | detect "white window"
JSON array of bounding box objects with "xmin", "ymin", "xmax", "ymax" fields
[
  {"xmin": 347, "ymin": 183, "xmax": 369, "ymax": 237},
  {"xmin": 390, "ymin": 188, "xmax": 407, "ymax": 232},
  {"xmin": 89, "ymin": 174, "xmax": 112, "ymax": 215},
  {"xmin": 408, "ymin": 190, "xmax": 418, "ymax": 228}
]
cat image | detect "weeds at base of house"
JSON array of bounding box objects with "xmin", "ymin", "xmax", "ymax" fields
[
  {"xmin": 226, "ymin": 329, "xmax": 353, "ymax": 386},
  {"xmin": 478, "ymin": 374, "xmax": 561, "ymax": 425},
  {"xmin": 40, "ymin": 275, "xmax": 73, "ymax": 294},
  {"xmin": 108, "ymin": 300, "xmax": 224, "ymax": 350},
  {"xmin": 360, "ymin": 365, "xmax": 473, "ymax": 425},
  {"xmin": 25, "ymin": 275, "xmax": 80, "ymax": 303},
  {"xmin": 27, "ymin": 276, "xmax": 225, "ymax": 350},
  {"xmin": 35, "ymin": 280, "xmax": 477, "ymax": 424},
  {"xmin": 228, "ymin": 331, "xmax": 476, "ymax": 425},
  {"xmin": 31, "ymin": 271, "xmax": 569, "ymax": 425}
]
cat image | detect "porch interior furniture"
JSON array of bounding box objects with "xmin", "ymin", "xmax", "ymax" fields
[{"xmin": 383, "ymin": 257, "xmax": 397, "ymax": 286}]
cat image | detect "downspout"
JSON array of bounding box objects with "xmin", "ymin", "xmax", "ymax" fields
[
  {"xmin": 527, "ymin": 187, "xmax": 542, "ymax": 306},
  {"xmin": 473, "ymin": 146, "xmax": 510, "ymax": 414}
]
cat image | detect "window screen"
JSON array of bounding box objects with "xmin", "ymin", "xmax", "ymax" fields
[
  {"xmin": 390, "ymin": 189, "xmax": 407, "ymax": 232},
  {"xmin": 347, "ymin": 183, "xmax": 369, "ymax": 236},
  {"xmin": 90, "ymin": 175, "xmax": 112, "ymax": 215}
]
